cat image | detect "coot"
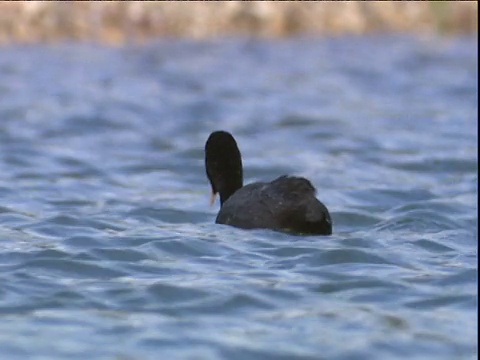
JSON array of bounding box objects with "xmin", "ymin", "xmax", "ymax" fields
[{"xmin": 205, "ymin": 131, "xmax": 332, "ymax": 235}]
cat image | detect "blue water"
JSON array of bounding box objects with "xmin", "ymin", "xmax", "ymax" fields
[{"xmin": 0, "ymin": 36, "xmax": 477, "ymax": 359}]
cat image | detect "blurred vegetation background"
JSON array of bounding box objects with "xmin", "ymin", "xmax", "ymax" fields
[{"xmin": 0, "ymin": 1, "xmax": 477, "ymax": 44}]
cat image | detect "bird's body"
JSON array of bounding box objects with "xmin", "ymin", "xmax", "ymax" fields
[{"xmin": 205, "ymin": 131, "xmax": 332, "ymax": 235}]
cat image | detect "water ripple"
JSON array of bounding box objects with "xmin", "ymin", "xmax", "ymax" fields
[{"xmin": 0, "ymin": 37, "xmax": 477, "ymax": 359}]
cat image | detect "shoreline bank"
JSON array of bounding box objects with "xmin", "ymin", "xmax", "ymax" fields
[{"xmin": 0, "ymin": 2, "xmax": 477, "ymax": 44}]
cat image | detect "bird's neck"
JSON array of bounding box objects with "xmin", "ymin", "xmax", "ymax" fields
[{"xmin": 220, "ymin": 181, "xmax": 242, "ymax": 206}]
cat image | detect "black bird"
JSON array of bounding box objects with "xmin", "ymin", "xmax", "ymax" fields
[{"xmin": 205, "ymin": 130, "xmax": 332, "ymax": 235}]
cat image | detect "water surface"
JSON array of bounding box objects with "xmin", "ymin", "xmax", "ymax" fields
[{"xmin": 0, "ymin": 36, "xmax": 477, "ymax": 359}]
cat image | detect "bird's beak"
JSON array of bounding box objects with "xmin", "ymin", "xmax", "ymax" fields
[{"xmin": 210, "ymin": 191, "xmax": 217, "ymax": 206}]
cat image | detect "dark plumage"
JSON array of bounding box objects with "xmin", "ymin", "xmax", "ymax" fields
[{"xmin": 205, "ymin": 131, "xmax": 332, "ymax": 235}]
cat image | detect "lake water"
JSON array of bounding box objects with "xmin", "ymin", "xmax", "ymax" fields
[{"xmin": 0, "ymin": 35, "xmax": 477, "ymax": 359}]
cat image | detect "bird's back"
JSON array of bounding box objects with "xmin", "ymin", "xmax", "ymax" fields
[{"xmin": 216, "ymin": 176, "xmax": 332, "ymax": 235}]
